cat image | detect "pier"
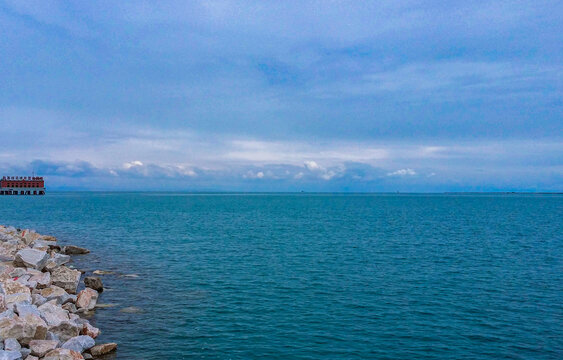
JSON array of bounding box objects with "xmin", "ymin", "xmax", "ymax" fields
[{"xmin": 0, "ymin": 176, "xmax": 45, "ymax": 195}]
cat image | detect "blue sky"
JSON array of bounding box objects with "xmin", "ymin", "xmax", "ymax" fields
[{"xmin": 0, "ymin": 0, "xmax": 561, "ymax": 191}]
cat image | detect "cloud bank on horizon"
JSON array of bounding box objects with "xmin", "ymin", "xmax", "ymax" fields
[{"xmin": 0, "ymin": 0, "xmax": 561, "ymax": 191}]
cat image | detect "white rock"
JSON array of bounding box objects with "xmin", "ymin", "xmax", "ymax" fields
[
  {"xmin": 14, "ymin": 303, "xmax": 40, "ymax": 318},
  {"xmin": 61, "ymin": 336, "xmax": 94, "ymax": 354},
  {"xmin": 0, "ymin": 280, "xmax": 30, "ymax": 296},
  {"xmin": 75, "ymin": 289, "xmax": 97, "ymax": 311},
  {"xmin": 43, "ymin": 348, "xmax": 84, "ymax": 360},
  {"xmin": 17, "ymin": 349, "xmax": 29, "ymax": 359},
  {"xmin": 61, "ymin": 303, "xmax": 77, "ymax": 314},
  {"xmin": 0, "ymin": 350, "xmax": 22, "ymax": 360},
  {"xmin": 36, "ymin": 287, "xmax": 72, "ymax": 305},
  {"xmin": 50, "ymin": 267, "xmax": 81, "ymax": 294},
  {"xmin": 30, "ymin": 295, "xmax": 46, "ymax": 307},
  {"xmin": 5, "ymin": 294, "xmax": 32, "ymax": 307},
  {"xmin": 8, "ymin": 269, "xmax": 26, "ymax": 278},
  {"xmin": 28, "ymin": 340, "xmax": 58, "ymax": 357},
  {"xmin": 45, "ymin": 331, "xmax": 59, "ymax": 343},
  {"xmin": 81, "ymin": 323, "xmax": 100, "ymax": 339},
  {"xmin": 31, "ymin": 240, "xmax": 50, "ymax": 251},
  {"xmin": 37, "ymin": 303, "xmax": 69, "ymax": 327},
  {"xmin": 28, "ymin": 273, "xmax": 50, "ymax": 289},
  {"xmin": 3, "ymin": 339, "xmax": 20, "ymax": 351},
  {"xmin": 47, "ymin": 321, "xmax": 80, "ymax": 343},
  {"xmin": 0, "ymin": 309, "xmax": 16, "ymax": 319},
  {"xmin": 0, "ymin": 315, "xmax": 47, "ymax": 345},
  {"xmin": 45, "ymin": 254, "xmax": 70, "ymax": 272},
  {"xmin": 13, "ymin": 250, "xmax": 49, "ymax": 271}
]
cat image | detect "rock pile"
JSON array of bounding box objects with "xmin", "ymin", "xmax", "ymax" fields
[{"xmin": 0, "ymin": 226, "xmax": 117, "ymax": 359}]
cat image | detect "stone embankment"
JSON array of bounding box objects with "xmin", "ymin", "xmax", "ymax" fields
[{"xmin": 0, "ymin": 226, "xmax": 117, "ymax": 360}]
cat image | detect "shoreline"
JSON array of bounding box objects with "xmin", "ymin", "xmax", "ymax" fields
[{"xmin": 0, "ymin": 225, "xmax": 117, "ymax": 359}]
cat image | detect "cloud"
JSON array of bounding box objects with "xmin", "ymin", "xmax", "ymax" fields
[
  {"xmin": 23, "ymin": 160, "xmax": 104, "ymax": 178},
  {"xmin": 304, "ymin": 160, "xmax": 321, "ymax": 171},
  {"xmin": 123, "ymin": 160, "xmax": 144, "ymax": 169},
  {"xmin": 244, "ymin": 170, "xmax": 265, "ymax": 179},
  {"xmin": 387, "ymin": 168, "xmax": 417, "ymax": 177},
  {"xmin": 0, "ymin": 1, "xmax": 561, "ymax": 191}
]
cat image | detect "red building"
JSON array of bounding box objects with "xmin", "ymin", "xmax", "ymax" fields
[{"xmin": 0, "ymin": 176, "xmax": 45, "ymax": 195}]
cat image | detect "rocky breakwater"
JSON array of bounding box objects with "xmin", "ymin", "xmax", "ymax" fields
[{"xmin": 0, "ymin": 226, "xmax": 117, "ymax": 360}]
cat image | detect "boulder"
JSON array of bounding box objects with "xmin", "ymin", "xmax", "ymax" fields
[
  {"xmin": 31, "ymin": 245, "xmax": 48, "ymax": 252},
  {"xmin": 82, "ymin": 277, "xmax": 102, "ymax": 293},
  {"xmin": 0, "ymin": 265, "xmax": 15, "ymax": 277},
  {"xmin": 28, "ymin": 340, "xmax": 58, "ymax": 357},
  {"xmin": 30, "ymin": 240, "xmax": 50, "ymax": 251},
  {"xmin": 40, "ymin": 236, "xmax": 57, "ymax": 242},
  {"xmin": 5, "ymin": 294, "xmax": 32, "ymax": 308},
  {"xmin": 48, "ymin": 321, "xmax": 80, "ymax": 342},
  {"xmin": 48, "ymin": 244, "xmax": 62, "ymax": 253},
  {"xmin": 0, "ymin": 280, "xmax": 30, "ymax": 296},
  {"xmin": 45, "ymin": 332, "xmax": 59, "ymax": 342},
  {"xmin": 13, "ymin": 276, "xmax": 30, "ymax": 287},
  {"xmin": 25, "ymin": 356, "xmax": 39, "ymax": 360},
  {"xmin": 62, "ymin": 246, "xmax": 89, "ymax": 255},
  {"xmin": 61, "ymin": 336, "xmax": 94, "ymax": 354},
  {"xmin": 45, "ymin": 255, "xmax": 70, "ymax": 272},
  {"xmin": 43, "ymin": 348, "xmax": 84, "ymax": 360},
  {"xmin": 88, "ymin": 343, "xmax": 117, "ymax": 356},
  {"xmin": 50, "ymin": 267, "xmax": 80, "ymax": 294},
  {"xmin": 30, "ymin": 294, "xmax": 46, "ymax": 307},
  {"xmin": 22, "ymin": 232, "xmax": 40, "ymax": 246},
  {"xmin": 3, "ymin": 339, "xmax": 20, "ymax": 351},
  {"xmin": 0, "ymin": 295, "xmax": 5, "ymax": 313},
  {"xmin": 81, "ymin": 323, "xmax": 99, "ymax": 339},
  {"xmin": 0, "ymin": 318, "xmax": 22, "ymax": 342},
  {"xmin": 75, "ymin": 289, "xmax": 97, "ymax": 311},
  {"xmin": 28, "ymin": 272, "xmax": 50, "ymax": 289},
  {"xmin": 18, "ymin": 349, "xmax": 29, "ymax": 359},
  {"xmin": 0, "ymin": 309, "xmax": 16, "ymax": 320},
  {"xmin": 13, "ymin": 277, "xmax": 35, "ymax": 291},
  {"xmin": 13, "ymin": 250, "xmax": 49, "ymax": 271},
  {"xmin": 0, "ymin": 350, "xmax": 22, "ymax": 360},
  {"xmin": 22, "ymin": 315, "xmax": 48, "ymax": 344},
  {"xmin": 8, "ymin": 269, "xmax": 26, "ymax": 279},
  {"xmin": 61, "ymin": 303, "xmax": 77, "ymax": 314},
  {"xmin": 37, "ymin": 286, "xmax": 72, "ymax": 305},
  {"xmin": 0, "ymin": 244, "xmax": 18, "ymax": 261},
  {"xmin": 0, "ymin": 315, "xmax": 47, "ymax": 345},
  {"xmin": 14, "ymin": 303, "xmax": 40, "ymax": 318},
  {"xmin": 37, "ymin": 302, "xmax": 69, "ymax": 327}
]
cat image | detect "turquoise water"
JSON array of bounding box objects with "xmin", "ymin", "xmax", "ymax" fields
[{"xmin": 1, "ymin": 193, "xmax": 562, "ymax": 359}]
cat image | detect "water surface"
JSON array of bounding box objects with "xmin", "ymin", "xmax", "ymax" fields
[{"xmin": 1, "ymin": 193, "xmax": 561, "ymax": 359}]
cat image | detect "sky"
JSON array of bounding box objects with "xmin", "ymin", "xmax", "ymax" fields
[{"xmin": 0, "ymin": 0, "xmax": 561, "ymax": 191}]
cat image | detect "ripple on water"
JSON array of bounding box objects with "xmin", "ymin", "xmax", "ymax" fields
[{"xmin": 1, "ymin": 193, "xmax": 562, "ymax": 359}]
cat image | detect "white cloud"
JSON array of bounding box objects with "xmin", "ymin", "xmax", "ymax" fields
[
  {"xmin": 244, "ymin": 170, "xmax": 265, "ymax": 179},
  {"xmin": 304, "ymin": 160, "xmax": 321, "ymax": 171},
  {"xmin": 123, "ymin": 160, "xmax": 144, "ymax": 169},
  {"xmin": 320, "ymin": 170, "xmax": 338, "ymax": 180},
  {"xmin": 387, "ymin": 168, "xmax": 417, "ymax": 177}
]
